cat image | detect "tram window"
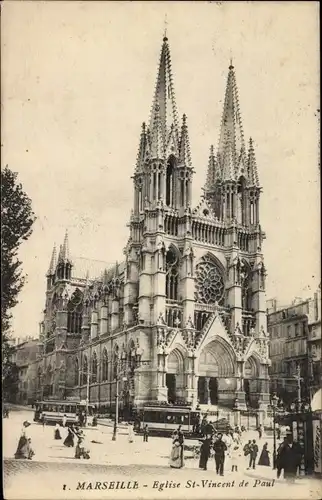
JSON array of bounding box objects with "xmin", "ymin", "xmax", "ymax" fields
[
  {"xmin": 65, "ymin": 405, "xmax": 71, "ymax": 413},
  {"xmin": 71, "ymin": 405, "xmax": 76, "ymax": 413}
]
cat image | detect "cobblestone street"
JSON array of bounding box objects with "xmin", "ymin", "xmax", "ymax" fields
[{"xmin": 4, "ymin": 409, "xmax": 321, "ymax": 500}]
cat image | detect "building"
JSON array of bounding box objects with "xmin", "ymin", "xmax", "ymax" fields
[
  {"xmin": 268, "ymin": 286, "xmax": 321, "ymax": 405},
  {"xmin": 30, "ymin": 35, "xmax": 270, "ymax": 418},
  {"xmin": 10, "ymin": 337, "xmax": 42, "ymax": 404}
]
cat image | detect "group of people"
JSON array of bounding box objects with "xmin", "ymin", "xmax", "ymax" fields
[
  {"xmin": 59, "ymin": 423, "xmax": 91, "ymax": 459},
  {"xmin": 275, "ymin": 434, "xmax": 303, "ymax": 482}
]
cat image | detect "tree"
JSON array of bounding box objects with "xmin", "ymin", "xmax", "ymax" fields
[
  {"xmin": 1, "ymin": 165, "xmax": 36, "ymax": 399},
  {"xmin": 1, "ymin": 165, "xmax": 36, "ymax": 333}
]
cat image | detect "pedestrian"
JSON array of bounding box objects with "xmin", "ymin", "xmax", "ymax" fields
[
  {"xmin": 213, "ymin": 433, "xmax": 227, "ymax": 476},
  {"xmin": 63, "ymin": 426, "xmax": 75, "ymax": 447},
  {"xmin": 257, "ymin": 424, "xmax": 263, "ymax": 439},
  {"xmin": 247, "ymin": 440, "xmax": 258, "ymax": 470},
  {"xmin": 92, "ymin": 415, "xmax": 98, "ymax": 427},
  {"xmin": 276, "ymin": 426, "xmax": 281, "ymax": 441},
  {"xmin": 62, "ymin": 414, "xmax": 67, "ymax": 428},
  {"xmin": 199, "ymin": 434, "xmax": 212, "ymax": 470},
  {"xmin": 128, "ymin": 422, "xmax": 134, "ymax": 443},
  {"xmin": 276, "ymin": 437, "xmax": 288, "ymax": 478},
  {"xmin": 54, "ymin": 423, "xmax": 62, "ymax": 440},
  {"xmin": 143, "ymin": 424, "xmax": 149, "ymax": 442},
  {"xmin": 258, "ymin": 442, "xmax": 270, "ymax": 466},
  {"xmin": 169, "ymin": 430, "xmax": 184, "ymax": 469},
  {"xmin": 231, "ymin": 444, "xmax": 241, "ymax": 472},
  {"xmin": 14, "ymin": 421, "xmax": 34, "ymax": 460}
]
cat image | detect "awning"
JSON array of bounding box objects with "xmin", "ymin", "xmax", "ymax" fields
[{"xmin": 311, "ymin": 389, "xmax": 322, "ymax": 412}]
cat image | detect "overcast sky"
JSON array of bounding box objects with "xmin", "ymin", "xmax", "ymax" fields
[{"xmin": 2, "ymin": 1, "xmax": 320, "ymax": 340}]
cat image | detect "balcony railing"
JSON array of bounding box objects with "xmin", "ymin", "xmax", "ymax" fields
[
  {"xmin": 242, "ymin": 311, "xmax": 256, "ymax": 336},
  {"xmin": 165, "ymin": 302, "xmax": 183, "ymax": 328}
]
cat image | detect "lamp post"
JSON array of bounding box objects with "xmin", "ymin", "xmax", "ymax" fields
[
  {"xmin": 111, "ymin": 348, "xmax": 148, "ymax": 441},
  {"xmin": 271, "ymin": 393, "xmax": 278, "ymax": 469}
]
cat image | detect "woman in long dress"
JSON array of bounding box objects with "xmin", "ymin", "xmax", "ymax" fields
[
  {"xmin": 128, "ymin": 422, "xmax": 134, "ymax": 443},
  {"xmin": 63, "ymin": 426, "xmax": 75, "ymax": 447},
  {"xmin": 258, "ymin": 442, "xmax": 270, "ymax": 466},
  {"xmin": 54, "ymin": 424, "xmax": 62, "ymax": 440},
  {"xmin": 169, "ymin": 430, "xmax": 184, "ymax": 469},
  {"xmin": 199, "ymin": 435, "xmax": 212, "ymax": 470},
  {"xmin": 15, "ymin": 421, "xmax": 34, "ymax": 460}
]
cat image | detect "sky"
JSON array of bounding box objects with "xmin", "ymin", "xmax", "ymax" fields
[{"xmin": 1, "ymin": 1, "xmax": 320, "ymax": 340}]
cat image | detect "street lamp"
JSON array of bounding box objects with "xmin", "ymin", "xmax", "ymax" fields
[{"xmin": 271, "ymin": 393, "xmax": 279, "ymax": 469}]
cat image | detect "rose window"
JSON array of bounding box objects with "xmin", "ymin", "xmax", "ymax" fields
[{"xmin": 195, "ymin": 257, "xmax": 225, "ymax": 305}]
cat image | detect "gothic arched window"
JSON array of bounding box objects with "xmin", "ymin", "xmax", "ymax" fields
[
  {"xmin": 102, "ymin": 348, "xmax": 108, "ymax": 381},
  {"xmin": 241, "ymin": 261, "xmax": 252, "ymax": 311},
  {"xmin": 166, "ymin": 247, "xmax": 179, "ymax": 301},
  {"xmin": 237, "ymin": 176, "xmax": 246, "ymax": 224},
  {"xmin": 113, "ymin": 345, "xmax": 119, "ymax": 380},
  {"xmin": 82, "ymin": 356, "xmax": 88, "ymax": 386},
  {"xmin": 67, "ymin": 289, "xmax": 83, "ymax": 334},
  {"xmin": 195, "ymin": 255, "xmax": 225, "ymax": 305},
  {"xmin": 166, "ymin": 157, "xmax": 175, "ymax": 206},
  {"xmin": 92, "ymin": 352, "xmax": 98, "ymax": 383},
  {"xmin": 74, "ymin": 358, "xmax": 79, "ymax": 386}
]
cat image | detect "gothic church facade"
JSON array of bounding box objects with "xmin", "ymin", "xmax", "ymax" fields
[{"xmin": 35, "ymin": 35, "xmax": 270, "ymax": 416}]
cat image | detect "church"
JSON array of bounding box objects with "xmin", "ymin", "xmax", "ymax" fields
[{"xmin": 35, "ymin": 34, "xmax": 270, "ymax": 419}]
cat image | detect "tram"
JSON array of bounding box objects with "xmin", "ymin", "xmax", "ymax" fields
[
  {"xmin": 33, "ymin": 400, "xmax": 95, "ymax": 425},
  {"xmin": 136, "ymin": 405, "xmax": 202, "ymax": 436}
]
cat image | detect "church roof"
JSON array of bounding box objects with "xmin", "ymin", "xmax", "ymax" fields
[{"xmin": 71, "ymin": 257, "xmax": 117, "ymax": 281}]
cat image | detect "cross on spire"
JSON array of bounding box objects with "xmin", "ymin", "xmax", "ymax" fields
[{"xmin": 164, "ymin": 13, "xmax": 168, "ymax": 40}]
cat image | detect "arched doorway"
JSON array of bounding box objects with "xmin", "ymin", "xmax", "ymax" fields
[
  {"xmin": 244, "ymin": 355, "xmax": 260, "ymax": 407},
  {"xmin": 166, "ymin": 347, "xmax": 185, "ymax": 403},
  {"xmin": 197, "ymin": 338, "xmax": 235, "ymax": 407}
]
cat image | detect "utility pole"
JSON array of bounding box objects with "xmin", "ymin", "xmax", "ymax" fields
[
  {"xmin": 296, "ymin": 364, "xmax": 301, "ymax": 404},
  {"xmin": 86, "ymin": 369, "xmax": 90, "ymax": 417},
  {"xmin": 112, "ymin": 377, "xmax": 119, "ymax": 441}
]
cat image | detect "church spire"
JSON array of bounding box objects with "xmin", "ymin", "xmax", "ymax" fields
[
  {"xmin": 205, "ymin": 145, "xmax": 221, "ymax": 190},
  {"xmin": 148, "ymin": 35, "xmax": 180, "ymax": 159},
  {"xmin": 46, "ymin": 244, "xmax": 57, "ymax": 276},
  {"xmin": 61, "ymin": 230, "xmax": 71, "ymax": 262},
  {"xmin": 217, "ymin": 62, "xmax": 246, "ymax": 182},
  {"xmin": 178, "ymin": 114, "xmax": 192, "ymax": 167},
  {"xmin": 247, "ymin": 137, "xmax": 260, "ymax": 187},
  {"xmin": 135, "ymin": 122, "xmax": 147, "ymax": 173}
]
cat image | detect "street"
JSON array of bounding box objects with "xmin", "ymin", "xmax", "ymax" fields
[{"xmin": 3, "ymin": 409, "xmax": 321, "ymax": 500}]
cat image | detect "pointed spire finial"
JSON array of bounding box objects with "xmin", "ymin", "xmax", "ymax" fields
[
  {"xmin": 61, "ymin": 230, "xmax": 70, "ymax": 262},
  {"xmin": 163, "ymin": 13, "xmax": 168, "ymax": 41},
  {"xmin": 247, "ymin": 136, "xmax": 260, "ymax": 187},
  {"xmin": 47, "ymin": 244, "xmax": 57, "ymax": 276}
]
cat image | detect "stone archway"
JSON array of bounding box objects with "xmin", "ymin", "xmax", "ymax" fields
[
  {"xmin": 244, "ymin": 355, "xmax": 260, "ymax": 407},
  {"xmin": 197, "ymin": 338, "xmax": 236, "ymax": 407},
  {"xmin": 166, "ymin": 347, "xmax": 186, "ymax": 403}
]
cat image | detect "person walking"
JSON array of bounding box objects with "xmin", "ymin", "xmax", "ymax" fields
[
  {"xmin": 213, "ymin": 433, "xmax": 227, "ymax": 476},
  {"xmin": 143, "ymin": 424, "xmax": 149, "ymax": 442},
  {"xmin": 62, "ymin": 414, "xmax": 67, "ymax": 428},
  {"xmin": 169, "ymin": 430, "xmax": 185, "ymax": 469},
  {"xmin": 199, "ymin": 434, "xmax": 212, "ymax": 471},
  {"xmin": 257, "ymin": 424, "xmax": 263, "ymax": 439},
  {"xmin": 128, "ymin": 422, "xmax": 134, "ymax": 443},
  {"xmin": 247, "ymin": 440, "xmax": 258, "ymax": 470},
  {"xmin": 258, "ymin": 442, "xmax": 270, "ymax": 466},
  {"xmin": 54, "ymin": 423, "xmax": 62, "ymax": 440}
]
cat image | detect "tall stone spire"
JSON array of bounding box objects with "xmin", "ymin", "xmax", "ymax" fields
[
  {"xmin": 178, "ymin": 114, "xmax": 192, "ymax": 167},
  {"xmin": 134, "ymin": 122, "xmax": 147, "ymax": 173},
  {"xmin": 147, "ymin": 35, "xmax": 180, "ymax": 159},
  {"xmin": 205, "ymin": 145, "xmax": 221, "ymax": 190},
  {"xmin": 217, "ymin": 62, "xmax": 246, "ymax": 182},
  {"xmin": 61, "ymin": 230, "xmax": 70, "ymax": 262},
  {"xmin": 247, "ymin": 137, "xmax": 260, "ymax": 187},
  {"xmin": 47, "ymin": 244, "xmax": 57, "ymax": 276}
]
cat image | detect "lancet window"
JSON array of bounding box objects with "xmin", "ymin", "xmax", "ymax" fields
[
  {"xmin": 166, "ymin": 247, "xmax": 179, "ymax": 301},
  {"xmin": 82, "ymin": 356, "xmax": 88, "ymax": 386},
  {"xmin": 102, "ymin": 349, "xmax": 108, "ymax": 381},
  {"xmin": 67, "ymin": 289, "xmax": 83, "ymax": 334},
  {"xmin": 92, "ymin": 352, "xmax": 98, "ymax": 383}
]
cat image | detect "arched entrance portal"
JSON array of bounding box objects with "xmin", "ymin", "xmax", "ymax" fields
[
  {"xmin": 244, "ymin": 356, "xmax": 260, "ymax": 407},
  {"xmin": 197, "ymin": 339, "xmax": 235, "ymax": 407},
  {"xmin": 166, "ymin": 348, "xmax": 185, "ymax": 403}
]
